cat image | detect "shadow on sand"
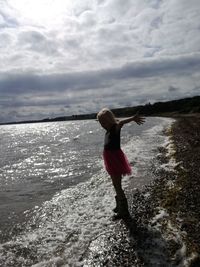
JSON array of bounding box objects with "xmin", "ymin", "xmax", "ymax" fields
[{"xmin": 121, "ymin": 215, "xmax": 174, "ymax": 266}]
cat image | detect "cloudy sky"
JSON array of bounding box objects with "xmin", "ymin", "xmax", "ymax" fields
[{"xmin": 0, "ymin": 0, "xmax": 200, "ymax": 122}]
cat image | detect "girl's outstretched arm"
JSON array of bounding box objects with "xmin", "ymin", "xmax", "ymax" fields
[{"xmin": 118, "ymin": 114, "xmax": 145, "ymax": 128}]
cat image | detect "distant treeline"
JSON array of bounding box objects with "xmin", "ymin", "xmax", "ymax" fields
[
  {"xmin": 1, "ymin": 95, "xmax": 200, "ymax": 125},
  {"xmin": 112, "ymin": 95, "xmax": 200, "ymax": 117},
  {"xmin": 66, "ymin": 95, "xmax": 200, "ymax": 120}
]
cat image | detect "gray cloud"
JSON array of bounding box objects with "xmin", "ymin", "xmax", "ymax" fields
[
  {"xmin": 1, "ymin": 53, "xmax": 200, "ymax": 96},
  {"xmin": 0, "ymin": 10, "xmax": 19, "ymax": 28},
  {"xmin": 18, "ymin": 31, "xmax": 59, "ymax": 55},
  {"xmin": 168, "ymin": 86, "xmax": 179, "ymax": 92}
]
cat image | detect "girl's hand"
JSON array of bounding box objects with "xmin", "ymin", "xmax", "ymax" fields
[
  {"xmin": 133, "ymin": 114, "xmax": 145, "ymax": 125},
  {"xmin": 118, "ymin": 114, "xmax": 145, "ymax": 128}
]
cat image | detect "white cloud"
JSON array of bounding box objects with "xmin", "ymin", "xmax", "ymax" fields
[{"xmin": 0, "ymin": 0, "xmax": 200, "ymax": 122}]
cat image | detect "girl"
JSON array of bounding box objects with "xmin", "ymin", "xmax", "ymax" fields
[{"xmin": 97, "ymin": 108, "xmax": 145, "ymax": 219}]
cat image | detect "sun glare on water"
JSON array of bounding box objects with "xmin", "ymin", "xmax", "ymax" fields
[{"xmin": 8, "ymin": 0, "xmax": 72, "ymax": 25}]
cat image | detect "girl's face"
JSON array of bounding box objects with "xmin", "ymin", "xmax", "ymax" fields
[{"xmin": 99, "ymin": 112, "xmax": 116, "ymax": 130}]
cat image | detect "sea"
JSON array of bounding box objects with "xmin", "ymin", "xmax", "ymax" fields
[{"xmin": 0, "ymin": 117, "xmax": 173, "ymax": 266}]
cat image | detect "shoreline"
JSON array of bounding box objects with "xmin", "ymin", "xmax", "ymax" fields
[
  {"xmin": 166, "ymin": 115, "xmax": 200, "ymax": 263},
  {"xmin": 1, "ymin": 95, "xmax": 199, "ymax": 126},
  {"xmin": 84, "ymin": 115, "xmax": 200, "ymax": 266}
]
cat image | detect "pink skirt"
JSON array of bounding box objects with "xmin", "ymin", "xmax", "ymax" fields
[{"xmin": 103, "ymin": 149, "xmax": 132, "ymax": 177}]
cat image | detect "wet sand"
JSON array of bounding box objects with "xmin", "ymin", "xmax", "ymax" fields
[{"xmin": 84, "ymin": 115, "xmax": 200, "ymax": 266}]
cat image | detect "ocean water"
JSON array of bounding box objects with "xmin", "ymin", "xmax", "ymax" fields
[{"xmin": 0, "ymin": 117, "xmax": 173, "ymax": 266}]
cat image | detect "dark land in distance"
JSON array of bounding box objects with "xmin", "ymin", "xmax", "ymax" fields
[{"xmin": 1, "ymin": 95, "xmax": 200, "ymax": 125}]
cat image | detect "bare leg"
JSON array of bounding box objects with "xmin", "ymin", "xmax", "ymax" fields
[
  {"xmin": 111, "ymin": 175, "xmax": 125, "ymax": 199},
  {"xmin": 111, "ymin": 175, "xmax": 129, "ymax": 218}
]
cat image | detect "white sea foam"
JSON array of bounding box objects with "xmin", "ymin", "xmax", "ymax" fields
[
  {"xmin": 146, "ymin": 119, "xmax": 194, "ymax": 267},
  {"xmin": 147, "ymin": 206, "xmax": 190, "ymax": 266},
  {"xmin": 0, "ymin": 168, "xmax": 117, "ymax": 266},
  {"xmin": 123, "ymin": 117, "xmax": 173, "ymax": 189}
]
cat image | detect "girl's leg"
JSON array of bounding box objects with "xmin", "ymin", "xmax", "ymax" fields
[
  {"xmin": 111, "ymin": 175, "xmax": 129, "ymax": 218},
  {"xmin": 111, "ymin": 175, "xmax": 125, "ymax": 199}
]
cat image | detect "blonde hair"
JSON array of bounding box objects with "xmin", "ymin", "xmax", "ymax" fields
[{"xmin": 97, "ymin": 108, "xmax": 118, "ymax": 129}]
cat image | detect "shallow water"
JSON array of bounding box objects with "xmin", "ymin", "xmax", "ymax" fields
[{"xmin": 0, "ymin": 117, "xmax": 173, "ymax": 266}]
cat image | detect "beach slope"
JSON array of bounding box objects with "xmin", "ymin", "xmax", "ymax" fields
[{"xmin": 84, "ymin": 115, "xmax": 200, "ymax": 266}]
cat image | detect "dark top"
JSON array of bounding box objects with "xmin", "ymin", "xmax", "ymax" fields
[{"xmin": 104, "ymin": 124, "xmax": 121, "ymax": 150}]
